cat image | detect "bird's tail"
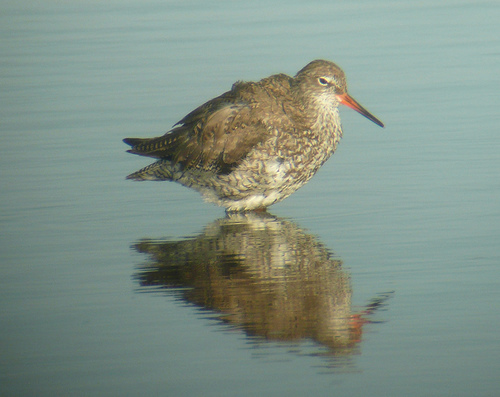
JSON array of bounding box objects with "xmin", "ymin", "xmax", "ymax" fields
[
  {"xmin": 123, "ymin": 137, "xmax": 164, "ymax": 158},
  {"xmin": 123, "ymin": 137, "xmax": 149, "ymax": 147},
  {"xmin": 126, "ymin": 160, "xmax": 175, "ymax": 181}
]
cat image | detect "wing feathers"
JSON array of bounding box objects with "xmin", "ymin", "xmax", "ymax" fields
[{"xmin": 124, "ymin": 75, "xmax": 293, "ymax": 173}]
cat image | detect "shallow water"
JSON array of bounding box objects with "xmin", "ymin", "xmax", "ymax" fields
[{"xmin": 1, "ymin": 1, "xmax": 499, "ymax": 396}]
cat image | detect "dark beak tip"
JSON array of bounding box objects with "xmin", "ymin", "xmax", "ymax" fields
[{"xmin": 369, "ymin": 114, "xmax": 384, "ymax": 128}]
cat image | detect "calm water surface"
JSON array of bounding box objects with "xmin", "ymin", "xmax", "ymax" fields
[{"xmin": 1, "ymin": 1, "xmax": 499, "ymax": 396}]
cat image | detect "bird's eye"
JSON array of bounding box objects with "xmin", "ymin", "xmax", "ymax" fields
[{"xmin": 318, "ymin": 77, "xmax": 329, "ymax": 86}]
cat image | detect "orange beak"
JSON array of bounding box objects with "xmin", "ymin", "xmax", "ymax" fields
[{"xmin": 336, "ymin": 93, "xmax": 384, "ymax": 128}]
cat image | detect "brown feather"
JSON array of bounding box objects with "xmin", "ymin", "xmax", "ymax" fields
[{"xmin": 124, "ymin": 74, "xmax": 295, "ymax": 173}]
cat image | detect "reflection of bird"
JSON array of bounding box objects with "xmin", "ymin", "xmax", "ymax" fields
[
  {"xmin": 133, "ymin": 212, "xmax": 356, "ymax": 353},
  {"xmin": 124, "ymin": 60, "xmax": 384, "ymax": 211}
]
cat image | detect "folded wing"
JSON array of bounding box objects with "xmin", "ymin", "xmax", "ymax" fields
[{"xmin": 124, "ymin": 91, "xmax": 269, "ymax": 174}]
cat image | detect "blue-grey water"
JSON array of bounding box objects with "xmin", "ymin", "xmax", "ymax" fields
[{"xmin": 1, "ymin": 1, "xmax": 499, "ymax": 396}]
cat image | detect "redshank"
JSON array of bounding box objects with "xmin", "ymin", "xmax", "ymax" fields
[{"xmin": 124, "ymin": 60, "xmax": 384, "ymax": 211}]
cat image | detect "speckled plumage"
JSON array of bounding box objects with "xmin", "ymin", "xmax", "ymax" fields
[{"xmin": 124, "ymin": 60, "xmax": 384, "ymax": 211}]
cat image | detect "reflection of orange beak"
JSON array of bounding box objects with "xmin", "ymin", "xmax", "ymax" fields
[{"xmin": 336, "ymin": 93, "xmax": 384, "ymax": 128}]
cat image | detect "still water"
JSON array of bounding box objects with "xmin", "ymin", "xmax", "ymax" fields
[{"xmin": 1, "ymin": 1, "xmax": 499, "ymax": 396}]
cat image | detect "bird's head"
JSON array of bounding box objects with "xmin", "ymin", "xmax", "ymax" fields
[{"xmin": 294, "ymin": 60, "xmax": 384, "ymax": 128}]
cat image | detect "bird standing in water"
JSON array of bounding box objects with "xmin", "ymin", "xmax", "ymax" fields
[{"xmin": 124, "ymin": 60, "xmax": 384, "ymax": 211}]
